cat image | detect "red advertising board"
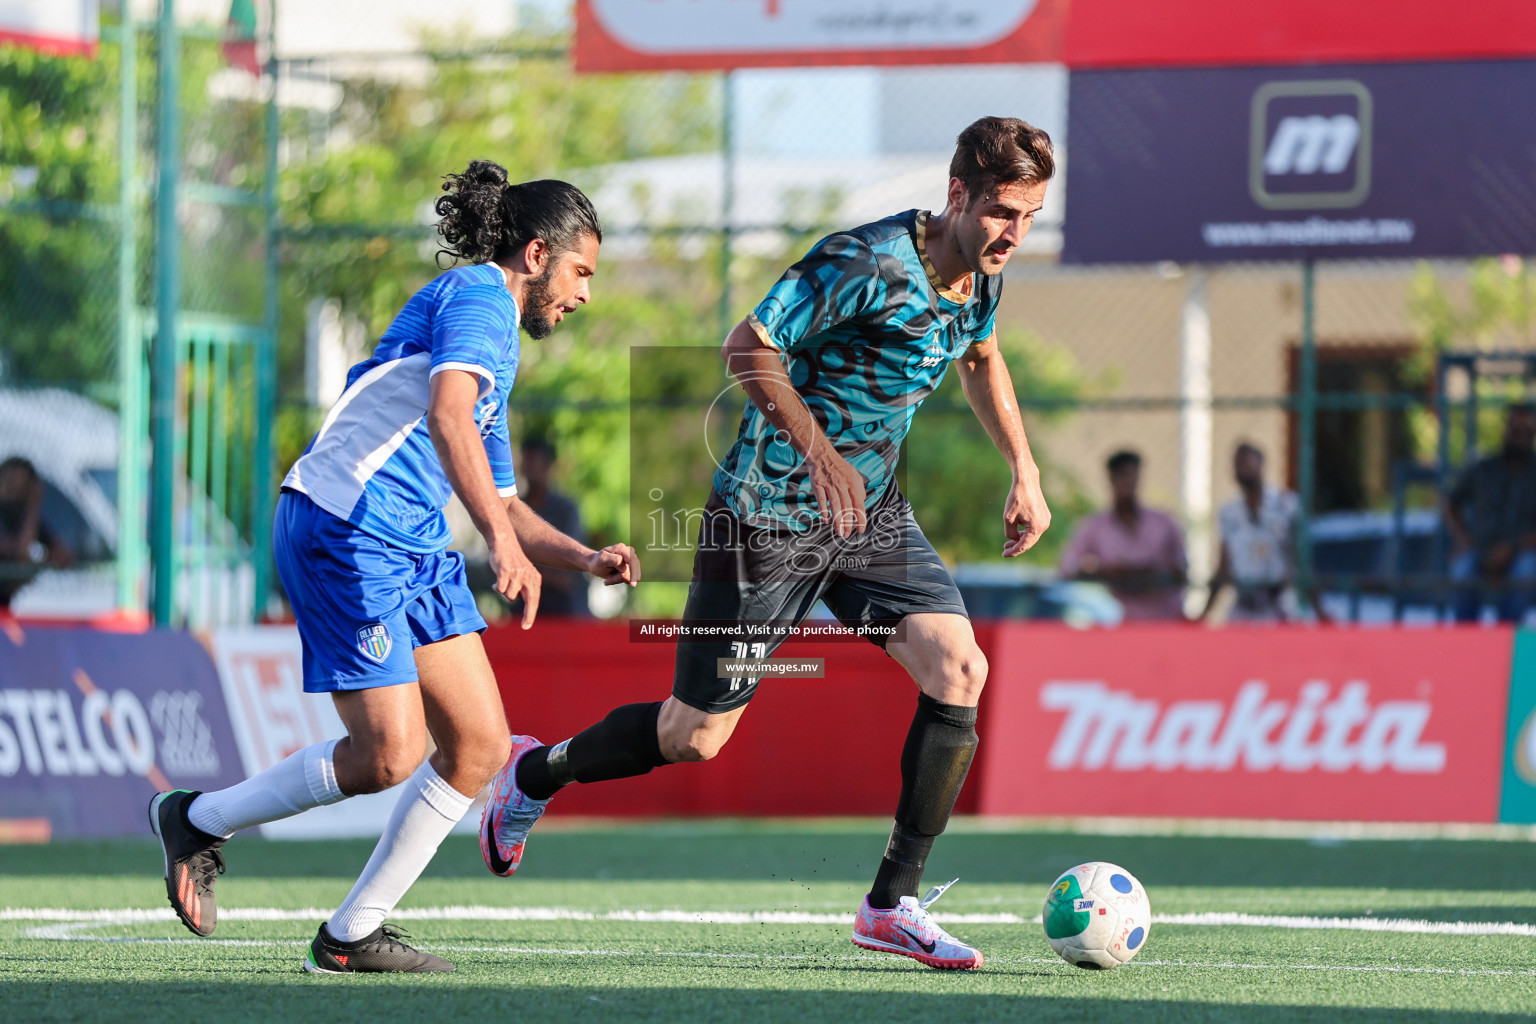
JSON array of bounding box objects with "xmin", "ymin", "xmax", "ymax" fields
[
  {"xmin": 1063, "ymin": 0, "xmax": 1536, "ymax": 70},
  {"xmin": 574, "ymin": 0, "xmax": 1066, "ymax": 73},
  {"xmin": 576, "ymin": 0, "xmax": 1536, "ymax": 73},
  {"xmin": 485, "ymin": 619, "xmax": 992, "ymax": 817},
  {"xmin": 977, "ymin": 625, "xmax": 1513, "ymax": 823}
]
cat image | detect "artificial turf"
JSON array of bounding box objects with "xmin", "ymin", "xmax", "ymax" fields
[{"xmin": 3, "ymin": 821, "xmax": 1535, "ymax": 1022}]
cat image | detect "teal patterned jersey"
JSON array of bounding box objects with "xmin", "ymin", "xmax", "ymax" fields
[{"xmin": 712, "ymin": 209, "xmax": 1000, "ymax": 529}]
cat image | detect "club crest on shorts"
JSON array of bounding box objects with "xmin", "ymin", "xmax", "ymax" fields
[{"xmin": 356, "ymin": 623, "xmax": 393, "ymax": 662}]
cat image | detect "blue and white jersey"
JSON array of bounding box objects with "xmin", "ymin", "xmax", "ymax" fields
[{"xmin": 283, "ymin": 263, "xmax": 520, "ymax": 554}]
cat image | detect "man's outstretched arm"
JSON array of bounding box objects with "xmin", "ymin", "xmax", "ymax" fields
[
  {"xmin": 955, "ymin": 332, "xmax": 1051, "ymax": 556},
  {"xmin": 503, "ymin": 496, "xmax": 639, "ymax": 588},
  {"xmin": 428, "ymin": 369, "xmax": 542, "ymax": 626}
]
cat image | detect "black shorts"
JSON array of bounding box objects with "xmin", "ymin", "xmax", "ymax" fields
[{"xmin": 671, "ymin": 484, "xmax": 969, "ymax": 714}]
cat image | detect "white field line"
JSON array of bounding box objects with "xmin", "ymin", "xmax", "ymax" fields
[
  {"xmin": 0, "ymin": 907, "xmax": 1015, "ymax": 926},
  {"xmin": 1157, "ymin": 912, "xmax": 1536, "ymax": 937},
  {"xmin": 8, "ymin": 906, "xmax": 1536, "ymax": 938},
  {"xmin": 8, "ymin": 935, "xmax": 1536, "ymax": 979}
]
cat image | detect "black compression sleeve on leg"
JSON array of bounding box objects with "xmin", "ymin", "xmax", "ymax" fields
[
  {"xmin": 869, "ymin": 693, "xmax": 979, "ymax": 910},
  {"xmin": 516, "ymin": 702, "xmax": 667, "ymax": 801}
]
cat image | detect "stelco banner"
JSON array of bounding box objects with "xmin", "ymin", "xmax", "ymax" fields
[
  {"xmin": 574, "ymin": 0, "xmax": 1066, "ymax": 72},
  {"xmin": 978, "ymin": 626, "xmax": 1513, "ymax": 822},
  {"xmin": 0, "ymin": 625, "xmax": 244, "ymax": 838},
  {"xmin": 1062, "ymin": 60, "xmax": 1536, "ymax": 263}
]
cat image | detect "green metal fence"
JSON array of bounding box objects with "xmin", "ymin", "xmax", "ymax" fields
[{"xmin": 0, "ymin": 9, "xmax": 276, "ymax": 626}]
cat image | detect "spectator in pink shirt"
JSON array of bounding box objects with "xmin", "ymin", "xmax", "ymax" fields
[{"xmin": 1059, "ymin": 450, "xmax": 1188, "ymax": 621}]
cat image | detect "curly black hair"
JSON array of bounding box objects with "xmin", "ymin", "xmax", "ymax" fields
[{"xmin": 434, "ymin": 159, "xmax": 602, "ymax": 266}]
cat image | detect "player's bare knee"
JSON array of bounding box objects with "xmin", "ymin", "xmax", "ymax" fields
[
  {"xmin": 469, "ymin": 731, "xmax": 513, "ymax": 784},
  {"xmin": 347, "ymin": 730, "xmax": 426, "ymax": 792},
  {"xmin": 438, "ymin": 728, "xmax": 510, "ymax": 787},
  {"xmin": 925, "ymin": 644, "xmax": 987, "ymax": 707},
  {"xmin": 960, "ymin": 644, "xmax": 989, "ymax": 691},
  {"xmin": 349, "ymin": 752, "xmax": 416, "ymax": 793}
]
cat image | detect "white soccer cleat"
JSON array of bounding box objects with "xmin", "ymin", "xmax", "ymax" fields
[
  {"xmin": 851, "ymin": 878, "xmax": 984, "ymax": 970},
  {"xmin": 479, "ymin": 735, "xmax": 550, "ymax": 877}
]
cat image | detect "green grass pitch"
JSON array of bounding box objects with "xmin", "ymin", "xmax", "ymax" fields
[{"xmin": 4, "ymin": 820, "xmax": 1536, "ymax": 1022}]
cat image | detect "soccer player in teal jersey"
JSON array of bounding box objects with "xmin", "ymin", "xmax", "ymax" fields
[{"xmin": 483, "ymin": 117, "xmax": 1055, "ymax": 970}]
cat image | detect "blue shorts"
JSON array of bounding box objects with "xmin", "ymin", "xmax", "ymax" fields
[{"xmin": 274, "ymin": 490, "xmax": 487, "ymax": 693}]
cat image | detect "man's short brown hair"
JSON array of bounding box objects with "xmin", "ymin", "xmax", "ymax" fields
[{"xmin": 950, "ymin": 116, "xmax": 1055, "ymax": 205}]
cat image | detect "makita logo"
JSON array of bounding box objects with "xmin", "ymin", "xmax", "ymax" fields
[
  {"xmin": 1040, "ymin": 681, "xmax": 1445, "ymax": 774},
  {"xmin": 1263, "ymin": 115, "xmax": 1360, "ymax": 176},
  {"xmin": 1249, "ymin": 80, "xmax": 1372, "ymax": 211}
]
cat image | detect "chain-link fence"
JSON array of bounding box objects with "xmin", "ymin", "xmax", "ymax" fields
[
  {"xmin": 5, "ymin": 7, "xmax": 1535, "ymax": 626},
  {"xmin": 0, "ymin": 14, "xmax": 275, "ymax": 626}
]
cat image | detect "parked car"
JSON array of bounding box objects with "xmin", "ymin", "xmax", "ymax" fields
[
  {"xmin": 951, "ymin": 562, "xmax": 1124, "ymax": 626},
  {"xmin": 0, "ymin": 388, "xmax": 252, "ymax": 622},
  {"xmin": 1310, "ymin": 508, "xmax": 1446, "ymax": 624}
]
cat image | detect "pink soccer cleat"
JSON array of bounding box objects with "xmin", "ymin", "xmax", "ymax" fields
[
  {"xmin": 479, "ymin": 735, "xmax": 549, "ymax": 877},
  {"xmin": 851, "ymin": 878, "xmax": 984, "ymax": 971}
]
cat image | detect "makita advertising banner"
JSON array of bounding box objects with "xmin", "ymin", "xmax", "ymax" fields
[
  {"xmin": 1062, "ymin": 61, "xmax": 1536, "ymax": 263},
  {"xmin": 978, "ymin": 626, "xmax": 1512, "ymax": 822},
  {"xmin": 3, "ymin": 620, "xmax": 1532, "ymax": 836},
  {"xmin": 0, "ymin": 625, "xmax": 244, "ymax": 839}
]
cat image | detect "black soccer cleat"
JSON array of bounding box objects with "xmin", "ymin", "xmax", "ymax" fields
[
  {"xmin": 304, "ymin": 922, "xmax": 455, "ymax": 974},
  {"xmin": 148, "ymin": 789, "xmax": 227, "ymax": 937}
]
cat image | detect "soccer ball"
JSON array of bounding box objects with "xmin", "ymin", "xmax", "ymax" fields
[{"xmin": 1042, "ymin": 862, "xmax": 1151, "ymax": 969}]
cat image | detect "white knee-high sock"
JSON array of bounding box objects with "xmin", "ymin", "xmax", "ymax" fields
[
  {"xmin": 187, "ymin": 739, "xmax": 346, "ymax": 838},
  {"xmin": 327, "ymin": 759, "xmax": 472, "ymax": 943}
]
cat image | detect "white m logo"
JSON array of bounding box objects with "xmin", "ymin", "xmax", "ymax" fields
[
  {"xmin": 1263, "ymin": 115, "xmax": 1360, "ymax": 175},
  {"xmin": 1249, "ymin": 80, "xmax": 1372, "ymax": 210}
]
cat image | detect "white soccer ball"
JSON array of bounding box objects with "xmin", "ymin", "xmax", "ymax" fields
[{"xmin": 1042, "ymin": 861, "xmax": 1151, "ymax": 969}]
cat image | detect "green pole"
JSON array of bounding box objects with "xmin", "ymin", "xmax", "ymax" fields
[
  {"xmin": 717, "ymin": 70, "xmax": 734, "ymax": 340},
  {"xmin": 252, "ymin": 2, "xmax": 279, "ymax": 621},
  {"xmin": 115, "ymin": 19, "xmax": 145, "ymax": 615},
  {"xmin": 1297, "ymin": 258, "xmax": 1317, "ymax": 610},
  {"xmin": 151, "ymin": 0, "xmax": 180, "ymax": 626}
]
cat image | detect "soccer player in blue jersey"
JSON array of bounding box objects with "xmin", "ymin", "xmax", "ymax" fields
[
  {"xmin": 482, "ymin": 117, "xmax": 1055, "ymax": 970},
  {"xmin": 148, "ymin": 160, "xmax": 639, "ymax": 973}
]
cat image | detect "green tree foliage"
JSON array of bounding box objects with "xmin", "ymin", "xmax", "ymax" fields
[
  {"xmin": 1407, "ymin": 256, "xmax": 1536, "ymax": 460},
  {"xmin": 276, "ymin": 39, "xmax": 723, "ymax": 561},
  {"xmin": 0, "ymin": 29, "xmax": 270, "ymax": 390},
  {"xmin": 0, "ymin": 43, "xmax": 120, "ymax": 388},
  {"xmin": 902, "ymin": 326, "xmax": 1090, "ymax": 566}
]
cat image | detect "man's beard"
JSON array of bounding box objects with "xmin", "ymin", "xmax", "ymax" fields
[{"xmin": 520, "ymin": 266, "xmax": 558, "ymax": 340}]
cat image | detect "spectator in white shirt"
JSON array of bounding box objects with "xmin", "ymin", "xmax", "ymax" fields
[{"xmin": 1201, "ymin": 443, "xmax": 1312, "ymax": 623}]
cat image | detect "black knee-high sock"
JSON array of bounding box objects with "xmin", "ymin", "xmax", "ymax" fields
[
  {"xmin": 517, "ymin": 702, "xmax": 667, "ymax": 801},
  {"xmin": 868, "ymin": 693, "xmax": 979, "ymax": 910}
]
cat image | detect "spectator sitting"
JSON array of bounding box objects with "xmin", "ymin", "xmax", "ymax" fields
[
  {"xmin": 1201, "ymin": 442, "xmax": 1310, "ymax": 623},
  {"xmin": 1445, "ymin": 403, "xmax": 1536, "ymax": 623},
  {"xmin": 517, "ymin": 436, "xmax": 589, "ymax": 617},
  {"xmin": 0, "ymin": 456, "xmax": 71, "ymax": 608},
  {"xmin": 1059, "ymin": 449, "xmax": 1188, "ymax": 621}
]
